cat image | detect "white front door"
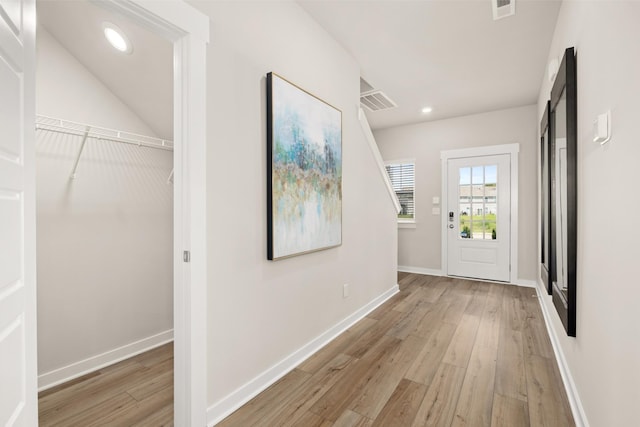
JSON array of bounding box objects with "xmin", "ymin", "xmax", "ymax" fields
[
  {"xmin": 0, "ymin": 0, "xmax": 38, "ymax": 425},
  {"xmin": 446, "ymin": 154, "xmax": 511, "ymax": 282}
]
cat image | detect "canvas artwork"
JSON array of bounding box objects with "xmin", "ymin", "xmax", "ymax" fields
[{"xmin": 267, "ymin": 73, "xmax": 342, "ymax": 260}]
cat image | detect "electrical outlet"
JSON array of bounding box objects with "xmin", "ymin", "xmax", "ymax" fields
[{"xmin": 343, "ymin": 283, "xmax": 349, "ymax": 298}]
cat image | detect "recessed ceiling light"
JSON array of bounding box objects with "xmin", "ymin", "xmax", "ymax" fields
[
  {"xmin": 103, "ymin": 22, "xmax": 132, "ymax": 54},
  {"xmin": 421, "ymin": 107, "xmax": 433, "ymax": 114}
]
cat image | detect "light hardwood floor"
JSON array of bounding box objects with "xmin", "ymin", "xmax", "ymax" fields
[
  {"xmin": 38, "ymin": 342, "xmax": 173, "ymax": 426},
  {"xmin": 218, "ymin": 273, "xmax": 574, "ymax": 427},
  {"xmin": 38, "ymin": 273, "xmax": 574, "ymax": 426}
]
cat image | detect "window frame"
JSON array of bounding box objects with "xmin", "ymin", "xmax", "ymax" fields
[{"xmin": 384, "ymin": 159, "xmax": 416, "ymax": 226}]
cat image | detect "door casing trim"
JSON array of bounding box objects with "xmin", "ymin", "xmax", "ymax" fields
[
  {"xmin": 90, "ymin": 1, "xmax": 209, "ymax": 425},
  {"xmin": 440, "ymin": 143, "xmax": 520, "ymax": 283}
]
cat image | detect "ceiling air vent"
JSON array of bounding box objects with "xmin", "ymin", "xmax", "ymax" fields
[
  {"xmin": 359, "ymin": 77, "xmax": 397, "ymax": 112},
  {"xmin": 492, "ymin": 0, "xmax": 515, "ymax": 20},
  {"xmin": 360, "ymin": 90, "xmax": 397, "ymax": 112}
]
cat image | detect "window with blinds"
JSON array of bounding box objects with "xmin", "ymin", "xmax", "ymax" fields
[{"xmin": 385, "ymin": 162, "xmax": 415, "ymax": 220}]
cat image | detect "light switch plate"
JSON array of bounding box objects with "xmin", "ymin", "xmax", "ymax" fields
[
  {"xmin": 593, "ymin": 110, "xmax": 611, "ymax": 145},
  {"xmin": 432, "ymin": 196, "xmax": 440, "ymax": 205},
  {"xmin": 432, "ymin": 207, "xmax": 440, "ymax": 215}
]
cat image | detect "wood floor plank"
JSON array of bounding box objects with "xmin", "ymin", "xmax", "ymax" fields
[
  {"xmin": 217, "ymin": 369, "xmax": 311, "ymax": 427},
  {"xmin": 40, "ymin": 392, "xmax": 137, "ymax": 427},
  {"xmin": 441, "ymin": 314, "xmax": 481, "ymax": 368},
  {"xmin": 394, "ymin": 286, "xmax": 431, "ymax": 313},
  {"xmin": 495, "ymin": 328, "xmax": 528, "ymax": 402},
  {"xmin": 405, "ymin": 321, "xmax": 457, "ymax": 386},
  {"xmin": 129, "ymin": 402, "xmax": 174, "ymax": 427},
  {"xmin": 288, "ymin": 411, "xmax": 333, "ymax": 427},
  {"xmin": 259, "ymin": 353, "xmax": 355, "ymax": 426},
  {"xmin": 127, "ymin": 369, "xmax": 173, "ymax": 401},
  {"xmin": 398, "ymin": 272, "xmax": 424, "ymax": 288},
  {"xmin": 38, "ymin": 343, "xmax": 174, "ymax": 426},
  {"xmin": 133, "ymin": 342, "xmax": 173, "ymax": 368},
  {"xmin": 502, "ymin": 285, "xmax": 525, "ymax": 331},
  {"xmin": 420, "ymin": 276, "xmax": 450, "ymax": 304},
  {"xmin": 372, "ymin": 379, "xmax": 427, "ymax": 427},
  {"xmin": 411, "ymin": 300, "xmax": 451, "ymax": 339},
  {"xmin": 309, "ymin": 334, "xmax": 402, "ymax": 421},
  {"xmin": 39, "ymin": 362, "xmax": 151, "ymax": 424},
  {"xmin": 411, "ymin": 362, "xmax": 467, "ymax": 427},
  {"xmin": 490, "ymin": 393, "xmax": 530, "ymax": 427},
  {"xmin": 342, "ymin": 309, "xmax": 405, "ymax": 359},
  {"xmin": 525, "ymin": 354, "xmax": 575, "ymax": 427},
  {"xmin": 463, "ymin": 283, "xmax": 489, "ymax": 317},
  {"xmin": 450, "ymin": 314, "xmax": 500, "ymax": 427},
  {"xmin": 522, "ymin": 315, "xmax": 555, "ymax": 359},
  {"xmin": 37, "ymin": 370, "xmax": 101, "ymax": 399},
  {"xmin": 387, "ymin": 299, "xmax": 433, "ymax": 339},
  {"xmin": 87, "ymin": 385, "xmax": 174, "ymax": 427},
  {"xmin": 366, "ymin": 291, "xmax": 411, "ymax": 320},
  {"xmin": 333, "ymin": 409, "xmax": 373, "ymax": 427},
  {"xmin": 348, "ymin": 334, "xmax": 427, "ymax": 419},
  {"xmin": 298, "ymin": 316, "xmax": 377, "ymax": 373},
  {"xmin": 38, "ymin": 361, "xmax": 145, "ymax": 414},
  {"xmin": 441, "ymin": 292, "xmax": 472, "ymax": 325}
]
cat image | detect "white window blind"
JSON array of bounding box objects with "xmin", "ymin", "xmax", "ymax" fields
[{"xmin": 385, "ymin": 162, "xmax": 415, "ymax": 220}]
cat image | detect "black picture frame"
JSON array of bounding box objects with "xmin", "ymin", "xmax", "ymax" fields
[
  {"xmin": 266, "ymin": 72, "xmax": 343, "ymax": 261},
  {"xmin": 540, "ymin": 101, "xmax": 552, "ymax": 295},
  {"xmin": 549, "ymin": 47, "xmax": 577, "ymax": 337}
]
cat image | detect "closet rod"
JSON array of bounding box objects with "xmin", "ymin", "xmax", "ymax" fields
[{"xmin": 35, "ymin": 115, "xmax": 174, "ymax": 152}]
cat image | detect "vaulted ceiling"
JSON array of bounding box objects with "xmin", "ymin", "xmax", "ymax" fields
[
  {"xmin": 37, "ymin": 0, "xmax": 561, "ymax": 135},
  {"xmin": 37, "ymin": 0, "xmax": 173, "ymax": 140}
]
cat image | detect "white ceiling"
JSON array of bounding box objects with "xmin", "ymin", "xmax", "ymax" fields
[
  {"xmin": 37, "ymin": 0, "xmax": 173, "ymax": 140},
  {"xmin": 299, "ymin": 0, "xmax": 561, "ymax": 129},
  {"xmin": 36, "ymin": 0, "xmax": 561, "ymax": 136}
]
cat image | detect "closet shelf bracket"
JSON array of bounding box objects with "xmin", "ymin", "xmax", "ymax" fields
[{"xmin": 70, "ymin": 127, "xmax": 91, "ymax": 179}]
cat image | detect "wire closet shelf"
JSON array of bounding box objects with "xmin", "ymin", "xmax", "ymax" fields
[
  {"xmin": 35, "ymin": 115, "xmax": 174, "ymax": 151},
  {"xmin": 35, "ymin": 115, "xmax": 174, "ymax": 182}
]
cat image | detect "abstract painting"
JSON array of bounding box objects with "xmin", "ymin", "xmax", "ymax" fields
[{"xmin": 267, "ymin": 73, "xmax": 342, "ymax": 260}]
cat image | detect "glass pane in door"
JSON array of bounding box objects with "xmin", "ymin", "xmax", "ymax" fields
[
  {"xmin": 459, "ymin": 164, "xmax": 498, "ymax": 239},
  {"xmin": 459, "ymin": 168, "xmax": 471, "ymax": 238}
]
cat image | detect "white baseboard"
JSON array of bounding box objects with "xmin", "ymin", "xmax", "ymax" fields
[
  {"xmin": 206, "ymin": 284, "xmax": 400, "ymax": 426},
  {"xmin": 398, "ymin": 265, "xmax": 443, "ymax": 276},
  {"xmin": 534, "ymin": 282, "xmax": 589, "ymax": 427},
  {"xmin": 399, "ymin": 265, "xmax": 537, "ymax": 289},
  {"xmin": 38, "ymin": 329, "xmax": 174, "ymax": 391}
]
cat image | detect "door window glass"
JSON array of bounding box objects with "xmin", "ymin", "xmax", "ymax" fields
[{"xmin": 459, "ymin": 164, "xmax": 498, "ymax": 240}]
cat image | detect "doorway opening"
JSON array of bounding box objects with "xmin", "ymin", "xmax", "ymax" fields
[
  {"xmin": 441, "ymin": 144, "xmax": 519, "ymax": 283},
  {"xmin": 35, "ymin": 0, "xmax": 175, "ymax": 423}
]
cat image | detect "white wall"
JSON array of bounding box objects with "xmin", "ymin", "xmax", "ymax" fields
[
  {"xmin": 36, "ymin": 28, "xmax": 157, "ymax": 136},
  {"xmin": 188, "ymin": 0, "xmax": 399, "ymax": 418},
  {"xmin": 35, "ymin": 28, "xmax": 173, "ymax": 382},
  {"xmin": 374, "ymin": 105, "xmax": 538, "ymax": 283},
  {"xmin": 536, "ymin": 2, "xmax": 640, "ymax": 426}
]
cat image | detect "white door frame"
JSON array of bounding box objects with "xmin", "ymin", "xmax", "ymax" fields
[
  {"xmin": 89, "ymin": 1, "xmax": 209, "ymax": 425},
  {"xmin": 441, "ymin": 143, "xmax": 519, "ymax": 283}
]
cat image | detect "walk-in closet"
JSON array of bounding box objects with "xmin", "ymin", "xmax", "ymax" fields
[{"xmin": 35, "ymin": 1, "xmax": 175, "ymax": 424}]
